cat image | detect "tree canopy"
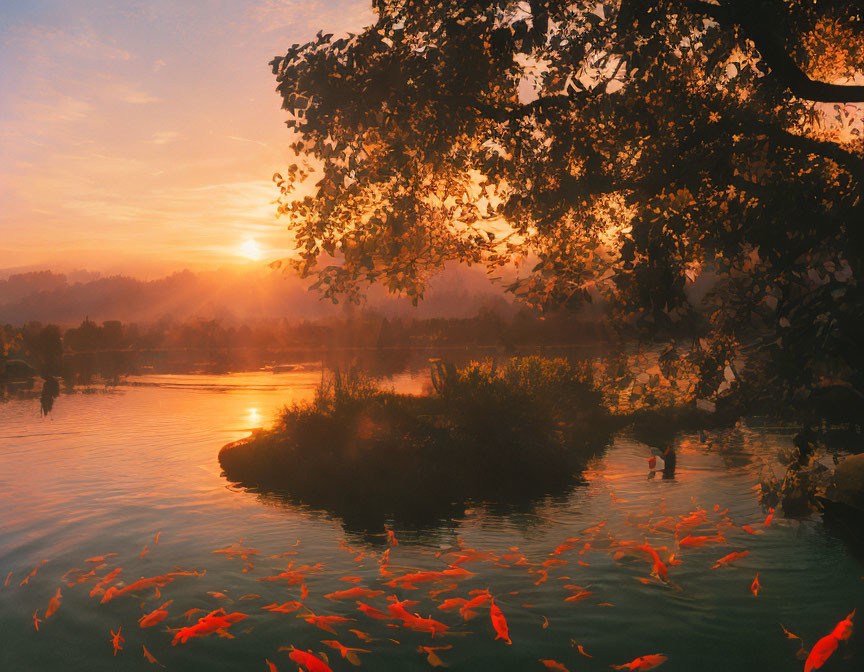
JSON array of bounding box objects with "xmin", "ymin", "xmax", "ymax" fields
[{"xmin": 269, "ymin": 0, "xmax": 864, "ymax": 418}]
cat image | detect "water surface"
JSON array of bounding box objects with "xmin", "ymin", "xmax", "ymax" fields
[{"xmin": 1, "ymin": 371, "xmax": 861, "ymax": 671}]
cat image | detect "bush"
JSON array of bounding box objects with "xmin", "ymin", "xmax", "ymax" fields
[{"xmin": 219, "ymin": 358, "xmax": 612, "ymax": 526}]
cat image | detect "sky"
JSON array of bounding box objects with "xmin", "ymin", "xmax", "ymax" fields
[{"xmin": 0, "ymin": 0, "xmax": 374, "ymax": 277}]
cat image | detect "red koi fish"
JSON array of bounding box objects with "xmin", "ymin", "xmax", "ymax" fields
[
  {"xmin": 33, "ymin": 609, "xmax": 41, "ymax": 631},
  {"xmin": 321, "ymin": 639, "xmax": 371, "ymax": 665},
  {"xmin": 85, "ymin": 554, "xmax": 117, "ymax": 563},
  {"xmin": 611, "ymin": 654, "xmax": 668, "ymax": 670},
  {"xmin": 45, "ymin": 587, "xmax": 62, "ymax": 618},
  {"xmin": 356, "ymin": 601, "xmax": 390, "ymax": 620},
  {"xmin": 678, "ymin": 534, "xmax": 726, "ymax": 548},
  {"xmin": 89, "ymin": 568, "xmax": 122, "ymax": 598},
  {"xmin": 266, "ymin": 659, "xmax": 277, "ymax": 672},
  {"xmin": 300, "ymin": 614, "xmax": 355, "ymax": 634},
  {"xmin": 5, "ymin": 571, "xmax": 13, "ymax": 586},
  {"xmin": 258, "ymin": 562, "xmax": 322, "ymax": 585},
  {"xmin": 287, "ymin": 646, "xmax": 334, "ymax": 672},
  {"xmin": 171, "ymin": 608, "xmax": 248, "ymax": 645},
  {"xmin": 324, "ymin": 587, "xmax": 385, "ymax": 601},
  {"xmin": 262, "ymin": 601, "xmax": 307, "ymax": 614},
  {"xmin": 140, "ymin": 545, "xmax": 148, "ymax": 560},
  {"xmin": 101, "ymin": 570, "xmax": 204, "ymax": 603},
  {"xmin": 751, "ymin": 573, "xmax": 760, "ymax": 597},
  {"xmin": 142, "ymin": 644, "xmax": 163, "ymax": 666},
  {"xmin": 540, "ymin": 661, "xmax": 570, "ymax": 672},
  {"xmin": 212, "ymin": 541, "xmax": 261, "ymax": 560},
  {"xmin": 402, "ymin": 613, "xmax": 450, "ymax": 637},
  {"xmin": 490, "ymin": 599, "xmax": 511, "ymax": 645},
  {"xmin": 429, "ymin": 584, "xmax": 458, "ymax": 598},
  {"xmin": 386, "ymin": 529, "xmax": 399, "ymax": 546},
  {"xmin": 711, "ymin": 551, "xmax": 749, "ymax": 569},
  {"xmin": 340, "ymin": 576, "xmax": 363, "ymax": 583},
  {"xmin": 182, "ymin": 608, "xmax": 203, "ymax": 621},
  {"xmin": 110, "ymin": 627, "xmax": 124, "ymax": 656},
  {"xmin": 740, "ymin": 525, "xmax": 763, "ymax": 535},
  {"xmin": 763, "ymin": 508, "xmax": 775, "ymax": 527},
  {"xmin": 139, "ymin": 600, "xmax": 173, "ymax": 628},
  {"xmin": 19, "ymin": 559, "xmax": 49, "ymax": 586},
  {"xmin": 418, "ymin": 645, "xmax": 452, "ymax": 667},
  {"xmin": 448, "ymin": 548, "xmax": 498, "ymax": 565},
  {"xmin": 438, "ymin": 597, "xmax": 469, "ymax": 612},
  {"xmin": 565, "ymin": 590, "xmax": 594, "ymax": 603},
  {"xmin": 459, "ymin": 591, "xmax": 490, "ymax": 620},
  {"xmin": 349, "ymin": 629, "xmax": 372, "ymax": 642},
  {"xmin": 386, "ymin": 566, "xmax": 475, "ymax": 589}
]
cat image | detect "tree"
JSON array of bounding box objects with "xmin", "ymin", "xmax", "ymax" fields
[{"xmin": 269, "ymin": 0, "xmax": 864, "ymax": 419}]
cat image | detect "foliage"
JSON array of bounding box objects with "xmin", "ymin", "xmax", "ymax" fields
[
  {"xmin": 219, "ymin": 357, "xmax": 613, "ymax": 522},
  {"xmin": 269, "ymin": 0, "xmax": 864, "ymax": 420}
]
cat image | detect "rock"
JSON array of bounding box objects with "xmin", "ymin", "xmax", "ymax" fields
[{"xmin": 833, "ymin": 454, "xmax": 864, "ymax": 509}]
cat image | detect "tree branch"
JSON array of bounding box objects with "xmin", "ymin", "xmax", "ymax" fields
[{"xmin": 680, "ymin": 0, "xmax": 864, "ymax": 102}]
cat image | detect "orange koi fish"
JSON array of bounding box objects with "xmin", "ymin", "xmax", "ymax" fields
[
  {"xmin": 678, "ymin": 534, "xmax": 726, "ymax": 548},
  {"xmin": 356, "ymin": 601, "xmax": 390, "ymax": 620},
  {"xmin": 540, "ymin": 661, "xmax": 570, "ymax": 672},
  {"xmin": 552, "ymin": 540, "xmax": 577, "ymax": 555},
  {"xmin": 301, "ymin": 583, "xmax": 309, "ymax": 600},
  {"xmin": 101, "ymin": 570, "xmax": 204, "ymax": 603},
  {"xmin": 4, "ymin": 571, "xmax": 12, "ymax": 586},
  {"xmin": 89, "ymin": 568, "xmax": 122, "ymax": 598},
  {"xmin": 321, "ymin": 639, "xmax": 371, "ymax": 665},
  {"xmin": 459, "ymin": 591, "xmax": 491, "ymax": 620},
  {"xmin": 763, "ymin": 508, "xmax": 774, "ymax": 527},
  {"xmin": 263, "ymin": 601, "xmax": 309, "ymax": 614},
  {"xmin": 45, "ymin": 587, "xmax": 62, "ymax": 618},
  {"xmin": 648, "ymin": 456, "xmax": 657, "ymax": 470},
  {"xmin": 418, "ymin": 644, "xmax": 452, "ymax": 667},
  {"xmin": 142, "ymin": 644, "xmax": 163, "ymax": 666},
  {"xmin": 140, "ymin": 545, "xmax": 148, "ymax": 560},
  {"xmin": 266, "ymin": 659, "xmax": 278, "ymax": 672},
  {"xmin": 802, "ymin": 606, "xmax": 856, "ymax": 672},
  {"xmin": 110, "ymin": 627, "xmax": 124, "ymax": 656},
  {"xmin": 565, "ymin": 590, "xmax": 594, "ymax": 603},
  {"xmin": 85, "ymin": 554, "xmax": 117, "ymax": 563},
  {"xmin": 711, "ymin": 551, "xmax": 749, "ymax": 569},
  {"xmin": 573, "ymin": 642, "xmax": 592, "ymax": 657},
  {"xmin": 324, "ymin": 587, "xmax": 384, "ymax": 600},
  {"xmin": 19, "ymin": 559, "xmax": 49, "ymax": 586},
  {"xmin": 171, "ymin": 608, "xmax": 248, "ymax": 645},
  {"xmin": 449, "ymin": 548, "xmax": 498, "ymax": 565},
  {"xmin": 386, "ymin": 566, "xmax": 475, "ymax": 590},
  {"xmin": 542, "ymin": 558, "xmax": 569, "ymax": 567},
  {"xmin": 402, "ymin": 613, "xmax": 450, "ymax": 637},
  {"xmin": 300, "ymin": 614, "xmax": 355, "ymax": 635},
  {"xmin": 387, "ymin": 529, "xmax": 399, "ymax": 546},
  {"xmin": 611, "ymin": 654, "xmax": 668, "ymax": 670},
  {"xmin": 139, "ymin": 600, "xmax": 173, "ymax": 628},
  {"xmin": 533, "ymin": 569, "xmax": 549, "ymax": 586},
  {"xmin": 258, "ymin": 562, "xmax": 323, "ymax": 585},
  {"xmin": 740, "ymin": 525, "xmax": 763, "ymax": 535},
  {"xmin": 182, "ymin": 608, "xmax": 203, "ymax": 620},
  {"xmin": 33, "ymin": 609, "xmax": 41, "ymax": 631},
  {"xmin": 340, "ymin": 576, "xmax": 363, "ymax": 583},
  {"xmin": 287, "ymin": 646, "xmax": 334, "ymax": 672},
  {"xmin": 212, "ymin": 541, "xmax": 261, "ymax": 559},
  {"xmin": 437, "ymin": 597, "xmax": 469, "ymax": 612},
  {"xmin": 349, "ymin": 629, "xmax": 372, "ymax": 642},
  {"xmin": 207, "ymin": 591, "xmax": 228, "ymax": 599},
  {"xmin": 240, "ymin": 593, "xmax": 261, "ymax": 600},
  {"xmin": 751, "ymin": 573, "xmax": 760, "ymax": 597},
  {"xmin": 490, "ymin": 599, "xmax": 511, "ymax": 645}
]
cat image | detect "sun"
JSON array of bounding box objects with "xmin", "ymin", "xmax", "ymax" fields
[{"xmin": 238, "ymin": 238, "xmax": 262, "ymax": 260}]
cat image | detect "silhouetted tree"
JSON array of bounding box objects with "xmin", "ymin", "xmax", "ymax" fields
[{"xmin": 270, "ymin": 0, "xmax": 864, "ymax": 417}]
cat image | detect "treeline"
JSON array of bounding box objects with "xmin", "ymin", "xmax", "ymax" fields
[{"xmin": 2, "ymin": 308, "xmax": 602, "ymax": 377}]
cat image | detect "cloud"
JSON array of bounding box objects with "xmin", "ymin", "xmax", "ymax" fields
[{"xmin": 150, "ymin": 131, "xmax": 181, "ymax": 144}]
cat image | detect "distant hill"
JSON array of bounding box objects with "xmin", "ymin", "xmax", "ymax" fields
[{"xmin": 0, "ymin": 265, "xmax": 518, "ymax": 325}]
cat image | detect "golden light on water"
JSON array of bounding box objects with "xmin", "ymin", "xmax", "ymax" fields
[
  {"xmin": 247, "ymin": 407, "xmax": 262, "ymax": 427},
  {"xmin": 239, "ymin": 238, "xmax": 263, "ymax": 261}
]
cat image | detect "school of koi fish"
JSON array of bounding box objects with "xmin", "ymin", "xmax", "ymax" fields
[{"xmin": 4, "ymin": 453, "xmax": 857, "ymax": 672}]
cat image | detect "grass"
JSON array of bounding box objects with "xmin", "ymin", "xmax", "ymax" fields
[{"xmin": 218, "ymin": 357, "xmax": 613, "ymax": 525}]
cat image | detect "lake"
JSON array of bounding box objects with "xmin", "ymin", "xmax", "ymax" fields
[{"xmin": 1, "ymin": 368, "xmax": 862, "ymax": 671}]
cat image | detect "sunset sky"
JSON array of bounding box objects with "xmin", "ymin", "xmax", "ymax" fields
[{"xmin": 0, "ymin": 0, "xmax": 374, "ymax": 277}]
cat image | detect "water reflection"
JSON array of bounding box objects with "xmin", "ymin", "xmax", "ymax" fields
[{"xmin": 1, "ymin": 371, "xmax": 863, "ymax": 671}]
